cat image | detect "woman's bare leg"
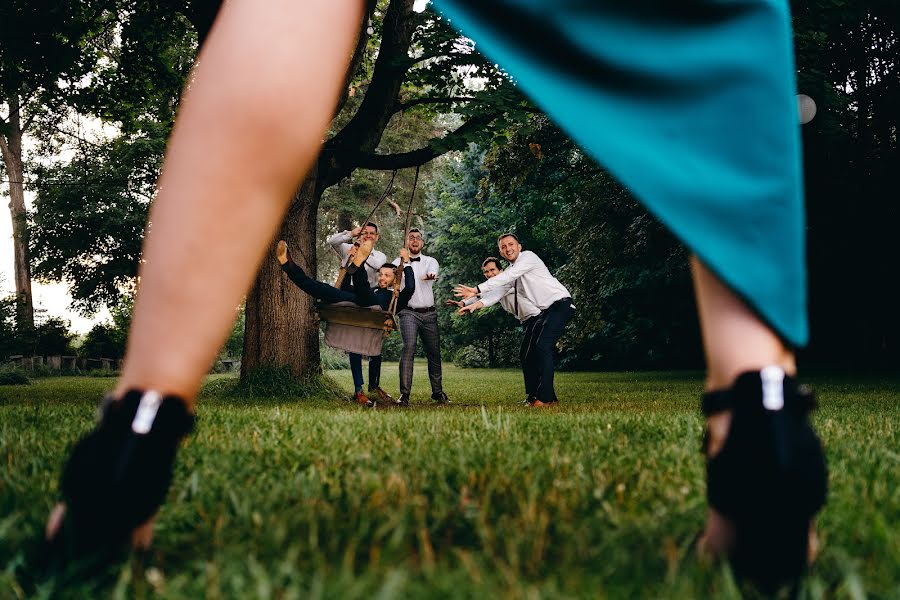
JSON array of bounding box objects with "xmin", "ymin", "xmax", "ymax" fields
[
  {"xmin": 49, "ymin": 0, "xmax": 364, "ymax": 548},
  {"xmin": 115, "ymin": 0, "xmax": 363, "ymax": 405},
  {"xmin": 690, "ymin": 257, "xmax": 816, "ymax": 559}
]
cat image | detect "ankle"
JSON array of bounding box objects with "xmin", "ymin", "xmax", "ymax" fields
[
  {"xmin": 705, "ymin": 356, "xmax": 796, "ymax": 391},
  {"xmin": 705, "ymin": 412, "xmax": 732, "ymax": 457}
]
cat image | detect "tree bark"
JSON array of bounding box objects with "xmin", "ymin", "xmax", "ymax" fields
[
  {"xmin": 241, "ymin": 167, "xmax": 322, "ymax": 380},
  {"xmin": 0, "ymin": 92, "xmax": 35, "ymax": 328}
]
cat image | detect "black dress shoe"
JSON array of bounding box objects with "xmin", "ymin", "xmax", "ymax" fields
[
  {"xmin": 395, "ymin": 393, "xmax": 410, "ymax": 406},
  {"xmin": 431, "ymin": 391, "xmax": 451, "ymax": 404}
]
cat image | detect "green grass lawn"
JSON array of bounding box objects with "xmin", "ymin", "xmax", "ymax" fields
[{"xmin": 1, "ymin": 365, "xmax": 897, "ymax": 599}]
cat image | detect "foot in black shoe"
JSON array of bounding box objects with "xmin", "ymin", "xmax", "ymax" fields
[
  {"xmin": 431, "ymin": 391, "xmax": 451, "ymax": 404},
  {"xmin": 46, "ymin": 390, "xmax": 195, "ymax": 563},
  {"xmin": 395, "ymin": 393, "xmax": 410, "ymax": 406},
  {"xmin": 699, "ymin": 366, "xmax": 827, "ymax": 592}
]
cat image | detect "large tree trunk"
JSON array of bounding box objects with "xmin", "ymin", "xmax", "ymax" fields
[
  {"xmin": 0, "ymin": 93, "xmax": 35, "ymax": 328},
  {"xmin": 241, "ymin": 168, "xmax": 322, "ymax": 380}
]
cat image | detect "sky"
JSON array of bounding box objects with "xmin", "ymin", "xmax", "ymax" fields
[{"xmin": 0, "ymin": 201, "xmax": 110, "ymax": 334}]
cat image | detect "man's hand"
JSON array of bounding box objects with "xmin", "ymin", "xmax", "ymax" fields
[
  {"xmin": 423, "ymin": 272, "xmax": 437, "ymax": 281},
  {"xmin": 456, "ymin": 302, "xmax": 481, "ymax": 315},
  {"xmin": 350, "ymin": 225, "xmax": 362, "ymax": 237},
  {"xmin": 445, "ymin": 299, "xmax": 464, "ymax": 308},
  {"xmin": 399, "ymin": 248, "xmax": 409, "ymax": 262},
  {"xmin": 453, "ymin": 284, "xmax": 478, "ymax": 300}
]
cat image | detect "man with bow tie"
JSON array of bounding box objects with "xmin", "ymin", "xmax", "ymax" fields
[{"xmin": 392, "ymin": 228, "xmax": 449, "ymax": 406}]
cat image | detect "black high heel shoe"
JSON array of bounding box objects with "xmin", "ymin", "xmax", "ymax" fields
[
  {"xmin": 47, "ymin": 390, "xmax": 195, "ymax": 563},
  {"xmin": 701, "ymin": 366, "xmax": 828, "ymax": 591}
]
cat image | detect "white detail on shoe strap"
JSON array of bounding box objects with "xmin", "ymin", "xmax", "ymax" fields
[
  {"xmin": 760, "ymin": 365, "xmax": 785, "ymax": 411},
  {"xmin": 132, "ymin": 390, "xmax": 163, "ymax": 434}
]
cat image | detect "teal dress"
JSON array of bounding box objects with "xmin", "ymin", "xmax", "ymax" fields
[{"xmin": 433, "ymin": 0, "xmax": 807, "ymax": 347}]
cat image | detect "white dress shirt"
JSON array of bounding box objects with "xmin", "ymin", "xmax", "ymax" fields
[
  {"xmin": 477, "ymin": 250, "xmax": 571, "ymax": 311},
  {"xmin": 467, "ymin": 284, "xmax": 540, "ymax": 322},
  {"xmin": 392, "ymin": 253, "xmax": 439, "ymax": 309},
  {"xmin": 326, "ymin": 230, "xmax": 387, "ymax": 288}
]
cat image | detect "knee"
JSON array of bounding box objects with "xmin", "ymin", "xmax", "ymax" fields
[{"xmin": 534, "ymin": 337, "xmax": 556, "ymax": 353}]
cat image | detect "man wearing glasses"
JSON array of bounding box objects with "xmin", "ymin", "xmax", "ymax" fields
[{"xmin": 393, "ymin": 228, "xmax": 449, "ymax": 406}]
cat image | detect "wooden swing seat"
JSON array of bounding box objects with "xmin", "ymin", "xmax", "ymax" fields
[
  {"xmin": 317, "ymin": 301, "xmax": 397, "ymax": 357},
  {"xmin": 316, "ymin": 302, "xmax": 396, "ymax": 331}
]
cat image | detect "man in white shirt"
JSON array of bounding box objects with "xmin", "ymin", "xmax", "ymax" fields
[
  {"xmin": 451, "ymin": 256, "xmax": 541, "ymax": 404},
  {"xmin": 392, "ymin": 228, "xmax": 449, "ymax": 405},
  {"xmin": 325, "ymin": 222, "xmax": 392, "ymax": 403},
  {"xmin": 455, "ymin": 234, "xmax": 575, "ymax": 407},
  {"xmin": 326, "ymin": 222, "xmax": 387, "ymax": 289}
]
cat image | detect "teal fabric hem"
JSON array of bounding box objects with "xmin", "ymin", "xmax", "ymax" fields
[{"xmin": 434, "ymin": 0, "xmax": 808, "ymax": 346}]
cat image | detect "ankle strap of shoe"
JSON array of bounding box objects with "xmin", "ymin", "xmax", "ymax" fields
[
  {"xmin": 98, "ymin": 389, "xmax": 196, "ymax": 438},
  {"xmin": 701, "ymin": 369, "xmax": 817, "ymax": 417}
]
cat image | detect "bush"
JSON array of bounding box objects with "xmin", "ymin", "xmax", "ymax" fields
[
  {"xmin": 80, "ymin": 323, "xmax": 125, "ymax": 359},
  {"xmin": 320, "ymin": 344, "xmax": 350, "ymax": 370},
  {"xmin": 453, "ymin": 344, "xmax": 490, "ymax": 368},
  {"xmin": 0, "ymin": 367, "xmax": 30, "ymax": 385}
]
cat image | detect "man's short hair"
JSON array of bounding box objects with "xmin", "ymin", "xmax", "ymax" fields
[
  {"xmin": 481, "ymin": 257, "xmax": 502, "ymax": 270},
  {"xmin": 363, "ymin": 221, "xmax": 378, "ymax": 233},
  {"xmin": 378, "ymin": 263, "xmax": 396, "ymax": 271},
  {"xmin": 497, "ymin": 232, "xmax": 519, "ymax": 244}
]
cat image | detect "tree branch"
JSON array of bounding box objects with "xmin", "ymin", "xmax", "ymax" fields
[
  {"xmin": 334, "ymin": 6, "xmax": 375, "ymax": 115},
  {"xmin": 352, "ymin": 112, "xmax": 500, "ymax": 170},
  {"xmin": 407, "ymin": 50, "xmax": 473, "ymax": 67},
  {"xmin": 325, "ymin": 0, "xmax": 418, "ymax": 158},
  {"xmin": 395, "ymin": 96, "xmax": 476, "ymax": 112}
]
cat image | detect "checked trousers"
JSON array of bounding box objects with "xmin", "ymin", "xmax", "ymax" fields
[{"xmin": 398, "ymin": 309, "xmax": 443, "ymax": 397}]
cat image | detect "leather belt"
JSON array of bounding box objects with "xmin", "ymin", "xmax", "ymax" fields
[{"xmin": 409, "ymin": 306, "xmax": 436, "ymax": 313}]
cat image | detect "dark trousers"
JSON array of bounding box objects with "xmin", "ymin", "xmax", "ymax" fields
[
  {"xmin": 282, "ymin": 261, "xmax": 376, "ymax": 306},
  {"xmin": 398, "ymin": 309, "xmax": 442, "ymax": 396},
  {"xmin": 349, "ymin": 353, "xmax": 383, "ymax": 391},
  {"xmin": 521, "ymin": 298, "xmax": 575, "ymax": 402}
]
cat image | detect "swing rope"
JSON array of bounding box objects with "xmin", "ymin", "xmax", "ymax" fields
[
  {"xmin": 333, "ymin": 169, "xmax": 397, "ymax": 287},
  {"xmin": 387, "ymin": 165, "xmax": 419, "ymax": 321}
]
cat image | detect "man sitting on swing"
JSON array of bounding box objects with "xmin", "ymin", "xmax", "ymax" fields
[{"xmin": 276, "ymin": 240, "xmax": 415, "ymax": 405}]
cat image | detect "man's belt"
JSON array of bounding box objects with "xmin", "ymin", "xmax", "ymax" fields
[{"xmin": 408, "ymin": 306, "xmax": 436, "ymax": 314}]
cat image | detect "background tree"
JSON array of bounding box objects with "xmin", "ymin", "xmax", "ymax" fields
[
  {"xmin": 29, "ymin": 1, "xmax": 202, "ymax": 314},
  {"xmin": 0, "ymin": 0, "xmax": 120, "ymax": 327},
  {"xmin": 240, "ymin": 0, "xmax": 531, "ymax": 381}
]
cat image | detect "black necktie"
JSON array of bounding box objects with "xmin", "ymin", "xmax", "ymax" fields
[{"xmin": 410, "ymin": 257, "xmax": 421, "ymax": 262}]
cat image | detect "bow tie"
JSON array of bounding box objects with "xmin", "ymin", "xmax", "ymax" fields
[{"xmin": 410, "ymin": 257, "xmax": 421, "ymax": 262}]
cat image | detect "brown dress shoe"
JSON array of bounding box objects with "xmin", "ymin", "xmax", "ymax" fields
[
  {"xmin": 530, "ymin": 399, "xmax": 559, "ymax": 407},
  {"xmin": 370, "ymin": 387, "xmax": 394, "ymax": 403},
  {"xmin": 354, "ymin": 391, "xmax": 372, "ymax": 406}
]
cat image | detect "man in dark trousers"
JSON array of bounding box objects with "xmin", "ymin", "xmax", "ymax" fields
[
  {"xmin": 455, "ymin": 234, "xmax": 575, "ymax": 406},
  {"xmin": 393, "ymin": 228, "xmax": 449, "ymax": 406},
  {"xmin": 451, "ymin": 256, "xmax": 541, "ymax": 405}
]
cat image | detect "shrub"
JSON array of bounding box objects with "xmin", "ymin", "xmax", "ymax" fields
[
  {"xmin": 0, "ymin": 367, "xmax": 30, "ymax": 385},
  {"xmin": 320, "ymin": 344, "xmax": 350, "ymax": 370},
  {"xmin": 453, "ymin": 345, "xmax": 490, "ymax": 368}
]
